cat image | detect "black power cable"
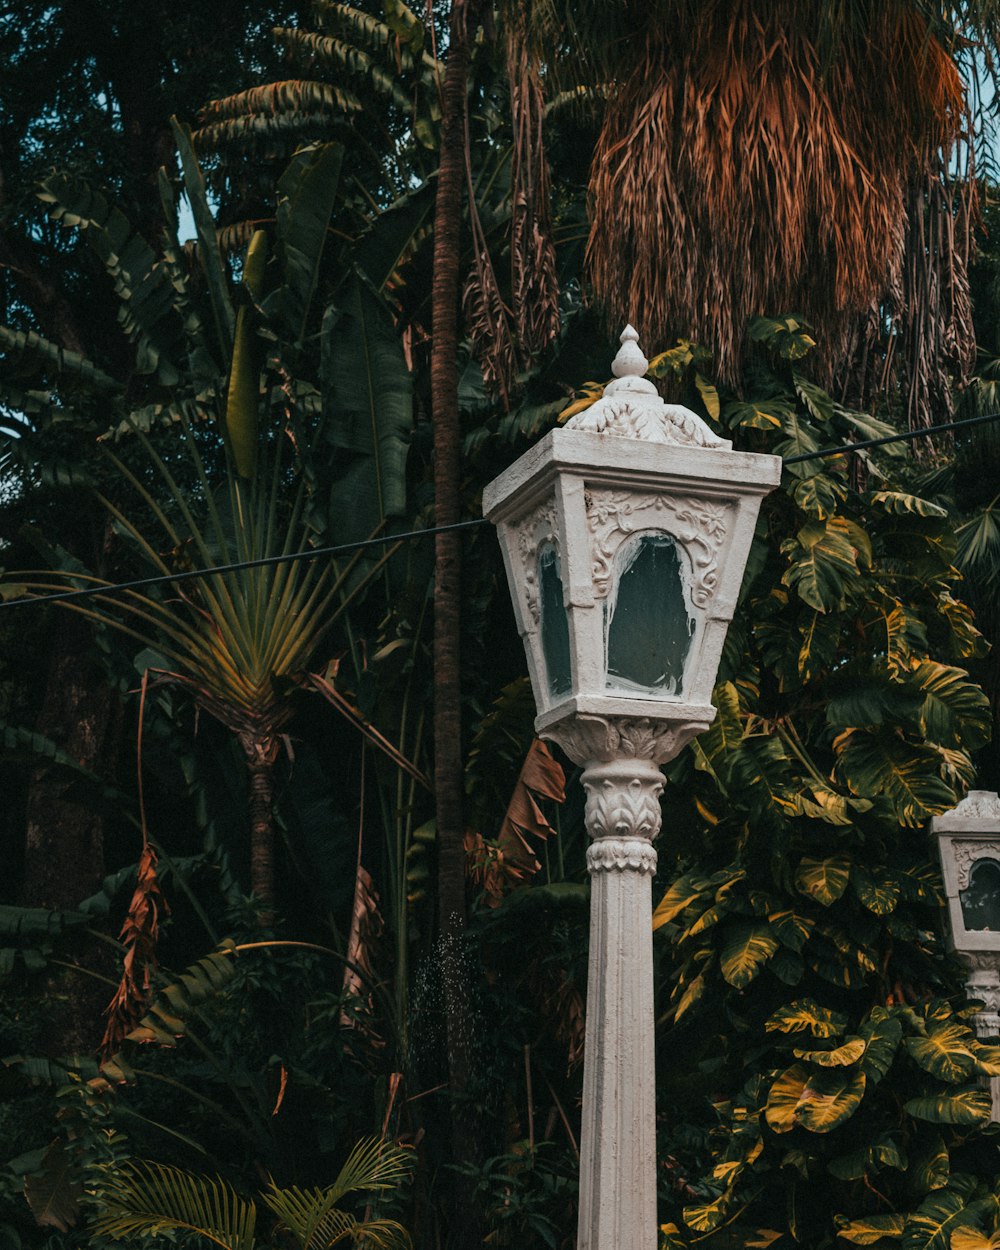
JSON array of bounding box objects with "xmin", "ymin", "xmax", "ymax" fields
[
  {"xmin": 782, "ymin": 408, "xmax": 1000, "ymax": 464},
  {"xmin": 0, "ymin": 519, "xmax": 485, "ymax": 610},
  {"xmin": 2, "ymin": 408, "xmax": 999, "ymax": 612}
]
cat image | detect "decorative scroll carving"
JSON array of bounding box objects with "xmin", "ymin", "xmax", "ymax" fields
[
  {"xmin": 513, "ymin": 496, "xmax": 559, "ymax": 624},
  {"xmin": 951, "ymin": 840, "xmax": 1000, "ymax": 890},
  {"xmin": 585, "ymin": 488, "xmax": 729, "ymax": 606},
  {"xmin": 543, "ymin": 714, "xmax": 708, "ymax": 767},
  {"xmin": 587, "ymin": 839, "xmax": 658, "ymax": 876},
  {"xmin": 564, "ymin": 326, "xmax": 731, "ymax": 450}
]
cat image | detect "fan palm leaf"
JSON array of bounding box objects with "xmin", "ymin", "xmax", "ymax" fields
[
  {"xmin": 92, "ymin": 1162, "xmax": 257, "ymax": 1250},
  {"xmin": 91, "ymin": 1143, "xmax": 412, "ymax": 1250}
]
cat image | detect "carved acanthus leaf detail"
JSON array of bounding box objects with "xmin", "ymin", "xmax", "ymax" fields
[
  {"xmin": 563, "ymin": 327, "xmax": 731, "ymax": 450},
  {"xmin": 964, "ymin": 952, "xmax": 1000, "ymax": 974},
  {"xmin": 585, "ymin": 488, "xmax": 729, "ymax": 607},
  {"xmin": 953, "ymin": 791, "xmax": 1000, "ymax": 821},
  {"xmin": 587, "ymin": 839, "xmax": 658, "ymax": 876},
  {"xmin": 579, "ymin": 759, "xmax": 664, "ymax": 849},
  {"xmin": 543, "ymin": 714, "xmax": 708, "ymax": 766}
]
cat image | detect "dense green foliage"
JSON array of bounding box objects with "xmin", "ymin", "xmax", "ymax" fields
[
  {"xmin": 2, "ymin": 4, "xmax": 1000, "ymax": 1250},
  {"xmin": 643, "ymin": 322, "xmax": 998, "ymax": 1250}
]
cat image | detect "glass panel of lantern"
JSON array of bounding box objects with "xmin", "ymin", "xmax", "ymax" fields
[
  {"xmin": 537, "ymin": 544, "xmax": 572, "ymax": 698},
  {"xmin": 960, "ymin": 858, "xmax": 1000, "ymax": 932},
  {"xmin": 604, "ymin": 533, "xmax": 695, "ymax": 696}
]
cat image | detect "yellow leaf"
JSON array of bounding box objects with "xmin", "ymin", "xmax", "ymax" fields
[{"xmin": 558, "ymin": 382, "xmax": 605, "ymax": 422}]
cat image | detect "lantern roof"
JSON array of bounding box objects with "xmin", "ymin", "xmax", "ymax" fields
[
  {"xmin": 932, "ymin": 790, "xmax": 1000, "ymax": 833},
  {"xmin": 562, "ymin": 326, "xmax": 733, "ymax": 450}
]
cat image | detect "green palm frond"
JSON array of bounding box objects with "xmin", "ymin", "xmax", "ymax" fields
[
  {"xmin": 199, "ymin": 80, "xmax": 363, "ymax": 127},
  {"xmin": 262, "ymin": 1139, "xmax": 412, "ymax": 1250},
  {"xmin": 956, "ymin": 497, "xmax": 1000, "ymax": 588},
  {"xmin": 327, "ymin": 1138, "xmax": 413, "ymax": 1201},
  {"xmin": 91, "ymin": 1161, "xmax": 257, "ymax": 1250},
  {"xmin": 0, "ymin": 324, "xmax": 121, "ymax": 393},
  {"xmin": 273, "ymin": 30, "xmax": 416, "ymax": 112}
]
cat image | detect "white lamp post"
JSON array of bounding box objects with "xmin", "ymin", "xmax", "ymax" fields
[
  {"xmin": 483, "ymin": 327, "xmax": 781, "ymax": 1250},
  {"xmin": 933, "ymin": 789, "xmax": 1000, "ymax": 1118}
]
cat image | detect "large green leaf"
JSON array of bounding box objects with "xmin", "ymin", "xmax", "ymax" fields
[
  {"xmin": 653, "ymin": 874, "xmax": 714, "ymax": 930},
  {"xmin": 869, "ymin": 491, "xmax": 948, "ymax": 518},
  {"xmin": 322, "ymin": 276, "xmax": 412, "ymax": 542},
  {"xmin": 852, "ymin": 868, "xmax": 902, "ymax": 916},
  {"xmin": 123, "ymin": 943, "xmax": 239, "ymax": 1049},
  {"xmin": 912, "ymin": 661, "xmax": 991, "ymax": 750},
  {"xmin": 792, "ymin": 1037, "xmax": 866, "ymax": 1067},
  {"xmin": 905, "ymin": 1022, "xmax": 977, "ymax": 1084},
  {"xmin": 859, "ymin": 1012, "xmax": 903, "ymax": 1083},
  {"xmin": 782, "ymin": 517, "xmax": 866, "ymax": 611},
  {"xmin": 224, "ymin": 230, "xmax": 269, "ymax": 480},
  {"xmin": 794, "ymin": 1067, "xmax": 866, "ymax": 1133},
  {"xmin": 902, "ymin": 1187, "xmax": 972, "ymax": 1250},
  {"xmin": 697, "ymin": 681, "xmax": 743, "ymax": 762},
  {"xmin": 270, "ymin": 142, "xmax": 344, "ymax": 347},
  {"xmin": 719, "ymin": 922, "xmax": 779, "ymax": 988},
  {"xmin": 0, "ymin": 325, "xmax": 120, "ymax": 393},
  {"xmin": 768, "ymin": 908, "xmax": 815, "ymax": 952},
  {"xmin": 171, "ymin": 119, "xmax": 234, "ymax": 360},
  {"xmin": 23, "ymin": 1139, "xmax": 81, "ymax": 1232},
  {"xmin": 795, "ymin": 856, "xmax": 850, "ymax": 906},
  {"xmin": 353, "ymin": 180, "xmax": 436, "ymax": 293},
  {"xmin": 765, "ymin": 1063, "xmax": 865, "ymax": 1133},
  {"xmin": 908, "ymin": 1133, "xmax": 949, "ymax": 1193},
  {"xmin": 794, "ymin": 473, "xmax": 842, "ymax": 519},
  {"xmin": 838, "ymin": 1214, "xmax": 905, "ymax": 1244},
  {"xmin": 904, "ymin": 1087, "xmax": 992, "ymax": 1126},
  {"xmin": 765, "ymin": 1000, "xmax": 847, "ymax": 1039},
  {"xmin": 835, "ymin": 730, "xmax": 958, "ymax": 827},
  {"xmin": 36, "ymin": 174, "xmax": 186, "ymax": 383}
]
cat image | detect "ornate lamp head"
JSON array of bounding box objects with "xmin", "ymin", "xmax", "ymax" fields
[
  {"xmin": 483, "ymin": 327, "xmax": 781, "ymax": 766},
  {"xmin": 933, "ymin": 791, "xmax": 1000, "ymax": 956}
]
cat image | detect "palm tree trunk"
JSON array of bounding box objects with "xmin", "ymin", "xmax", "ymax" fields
[
  {"xmin": 430, "ymin": 0, "xmax": 482, "ymax": 1241},
  {"xmin": 242, "ymin": 733, "xmax": 280, "ymax": 918}
]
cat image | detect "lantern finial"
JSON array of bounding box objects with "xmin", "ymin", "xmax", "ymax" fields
[{"xmin": 612, "ymin": 325, "xmax": 648, "ymax": 379}]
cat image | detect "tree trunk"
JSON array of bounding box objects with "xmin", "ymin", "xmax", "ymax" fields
[
  {"xmin": 22, "ymin": 612, "xmax": 121, "ymax": 1053},
  {"xmin": 242, "ymin": 732, "xmax": 280, "ymax": 920},
  {"xmin": 430, "ymin": 1, "xmax": 482, "ymax": 1242}
]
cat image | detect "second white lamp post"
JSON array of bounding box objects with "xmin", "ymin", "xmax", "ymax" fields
[{"xmin": 484, "ymin": 327, "xmax": 780, "ymax": 1250}]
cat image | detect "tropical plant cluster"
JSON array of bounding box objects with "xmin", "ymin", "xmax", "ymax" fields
[{"xmin": 3, "ymin": 4, "xmax": 1000, "ymax": 1250}]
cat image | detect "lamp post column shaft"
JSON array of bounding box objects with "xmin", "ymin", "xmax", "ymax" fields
[{"xmin": 577, "ymin": 757, "xmax": 663, "ymax": 1250}]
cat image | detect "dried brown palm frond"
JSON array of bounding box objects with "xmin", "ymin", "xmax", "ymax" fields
[
  {"xmin": 585, "ymin": 0, "xmax": 967, "ymax": 394},
  {"xmin": 461, "ymin": 74, "xmax": 519, "ymax": 404},
  {"xmin": 462, "ymin": 250, "xmax": 518, "ymax": 404},
  {"xmin": 340, "ymin": 864, "xmax": 386, "ymax": 1048},
  {"xmin": 100, "ymin": 842, "xmax": 169, "ymax": 1059},
  {"xmin": 506, "ymin": 9, "xmax": 561, "ymax": 365},
  {"xmin": 897, "ymin": 169, "xmax": 977, "ymax": 430}
]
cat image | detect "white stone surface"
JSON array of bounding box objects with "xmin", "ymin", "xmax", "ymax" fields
[
  {"xmin": 482, "ymin": 329, "xmax": 782, "ymax": 1247},
  {"xmin": 576, "ymin": 757, "xmax": 662, "ymax": 1250}
]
